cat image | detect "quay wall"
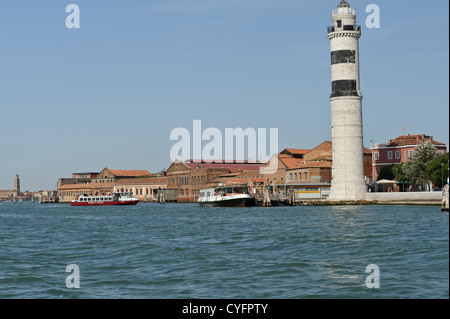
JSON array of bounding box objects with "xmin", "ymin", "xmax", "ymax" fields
[{"xmin": 365, "ymin": 192, "xmax": 442, "ymax": 204}]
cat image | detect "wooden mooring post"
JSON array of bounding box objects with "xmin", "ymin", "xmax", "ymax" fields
[{"xmin": 441, "ymin": 185, "xmax": 449, "ymax": 212}]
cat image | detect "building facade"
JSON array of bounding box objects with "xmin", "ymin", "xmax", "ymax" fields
[
  {"xmin": 58, "ymin": 182, "xmax": 116, "ymax": 203},
  {"xmin": 167, "ymin": 159, "xmax": 266, "ymax": 202},
  {"xmin": 371, "ymin": 134, "xmax": 447, "ymax": 180},
  {"xmin": 57, "ymin": 168, "xmax": 155, "ymax": 202},
  {"xmin": 97, "ymin": 168, "xmax": 152, "ymax": 179},
  {"xmin": 113, "ymin": 177, "xmax": 170, "ymax": 202}
]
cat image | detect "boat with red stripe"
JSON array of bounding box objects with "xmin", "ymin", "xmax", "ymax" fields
[{"xmin": 71, "ymin": 192, "xmax": 139, "ymax": 206}]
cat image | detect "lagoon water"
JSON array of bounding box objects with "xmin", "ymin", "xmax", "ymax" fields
[{"xmin": 0, "ymin": 202, "xmax": 448, "ymax": 299}]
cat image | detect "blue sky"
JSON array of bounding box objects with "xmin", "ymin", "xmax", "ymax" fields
[{"xmin": 0, "ymin": 0, "xmax": 448, "ymax": 191}]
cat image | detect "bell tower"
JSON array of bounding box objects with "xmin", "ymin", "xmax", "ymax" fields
[
  {"xmin": 14, "ymin": 174, "xmax": 21, "ymax": 197},
  {"xmin": 327, "ymin": 0, "xmax": 367, "ymax": 200}
]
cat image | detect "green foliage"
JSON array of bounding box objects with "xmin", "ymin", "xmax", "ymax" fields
[
  {"xmin": 402, "ymin": 141, "xmax": 439, "ymax": 188},
  {"xmin": 392, "ymin": 162, "xmax": 407, "ymax": 182},
  {"xmin": 377, "ymin": 165, "xmax": 394, "ymax": 181},
  {"xmin": 426, "ymin": 152, "xmax": 449, "ymax": 187}
]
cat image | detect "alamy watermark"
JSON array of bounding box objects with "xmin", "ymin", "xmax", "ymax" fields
[
  {"xmin": 365, "ymin": 4, "xmax": 380, "ymax": 29},
  {"xmin": 66, "ymin": 264, "xmax": 80, "ymax": 288},
  {"xmin": 169, "ymin": 120, "xmax": 278, "ymax": 165},
  {"xmin": 365, "ymin": 264, "xmax": 380, "ymax": 289},
  {"xmin": 65, "ymin": 4, "xmax": 80, "ymax": 29},
  {"xmin": 64, "ymin": 4, "xmax": 380, "ymax": 30}
]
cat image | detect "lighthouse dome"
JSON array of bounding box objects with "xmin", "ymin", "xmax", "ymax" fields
[{"xmin": 337, "ymin": 0, "xmax": 350, "ymax": 8}]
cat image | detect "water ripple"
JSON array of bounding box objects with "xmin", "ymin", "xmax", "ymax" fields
[{"xmin": 0, "ymin": 203, "xmax": 448, "ymax": 298}]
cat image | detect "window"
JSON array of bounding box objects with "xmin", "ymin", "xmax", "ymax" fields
[
  {"xmin": 337, "ymin": 20, "xmax": 342, "ymax": 28},
  {"xmin": 395, "ymin": 151, "xmax": 400, "ymax": 159},
  {"xmin": 304, "ymin": 172, "xmax": 308, "ymax": 180},
  {"xmin": 295, "ymin": 173, "xmax": 298, "ymax": 180},
  {"xmin": 374, "ymin": 152, "xmax": 379, "ymax": 160},
  {"xmin": 408, "ymin": 150, "xmax": 413, "ymax": 158},
  {"xmin": 387, "ymin": 151, "xmax": 393, "ymax": 160}
]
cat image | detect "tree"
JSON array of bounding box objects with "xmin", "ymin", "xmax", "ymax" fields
[
  {"xmin": 402, "ymin": 141, "xmax": 439, "ymax": 191},
  {"xmin": 377, "ymin": 165, "xmax": 394, "ymax": 181},
  {"xmin": 426, "ymin": 152, "xmax": 449, "ymax": 188},
  {"xmin": 392, "ymin": 162, "xmax": 407, "ymax": 182}
]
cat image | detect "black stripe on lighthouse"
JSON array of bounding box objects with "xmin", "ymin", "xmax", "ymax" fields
[
  {"xmin": 330, "ymin": 80, "xmax": 358, "ymax": 98},
  {"xmin": 331, "ymin": 50, "xmax": 356, "ymax": 65}
]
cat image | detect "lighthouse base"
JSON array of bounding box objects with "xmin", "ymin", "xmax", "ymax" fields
[{"xmin": 327, "ymin": 183, "xmax": 367, "ymax": 202}]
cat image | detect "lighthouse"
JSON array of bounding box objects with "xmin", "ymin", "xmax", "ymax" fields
[
  {"xmin": 327, "ymin": 0, "xmax": 367, "ymax": 200},
  {"xmin": 14, "ymin": 174, "xmax": 21, "ymax": 197}
]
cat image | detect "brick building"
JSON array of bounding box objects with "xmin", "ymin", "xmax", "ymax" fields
[
  {"xmin": 262, "ymin": 142, "xmax": 372, "ymax": 190},
  {"xmin": 287, "ymin": 161, "xmax": 333, "ymax": 184},
  {"xmin": 261, "ymin": 153, "xmax": 307, "ymax": 188},
  {"xmin": 209, "ymin": 170, "xmax": 265, "ymax": 197},
  {"xmin": 113, "ymin": 177, "xmax": 169, "ymax": 202},
  {"xmin": 279, "ymin": 148, "xmax": 310, "ymax": 159},
  {"xmin": 166, "ymin": 159, "xmax": 266, "ymax": 202},
  {"xmin": 57, "ymin": 168, "xmax": 155, "ymax": 203},
  {"xmin": 371, "ymin": 134, "xmax": 447, "ymax": 180},
  {"xmin": 58, "ymin": 182, "xmax": 116, "ymax": 203},
  {"xmin": 97, "ymin": 168, "xmax": 152, "ymax": 179}
]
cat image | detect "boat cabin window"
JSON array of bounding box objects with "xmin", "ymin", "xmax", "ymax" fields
[{"xmin": 200, "ymin": 192, "xmax": 205, "ymax": 198}]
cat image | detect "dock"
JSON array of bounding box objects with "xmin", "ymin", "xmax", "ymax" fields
[{"xmin": 39, "ymin": 196, "xmax": 59, "ymax": 204}]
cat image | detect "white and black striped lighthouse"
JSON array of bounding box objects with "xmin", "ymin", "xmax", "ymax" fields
[{"xmin": 327, "ymin": 0, "xmax": 367, "ymax": 200}]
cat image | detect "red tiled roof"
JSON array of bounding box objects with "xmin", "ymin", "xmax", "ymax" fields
[
  {"xmin": 184, "ymin": 160, "xmax": 266, "ymax": 171},
  {"xmin": 278, "ymin": 155, "xmax": 303, "ymax": 169},
  {"xmin": 234, "ymin": 170, "xmax": 263, "ymax": 178},
  {"xmin": 225, "ymin": 177, "xmax": 264, "ymax": 185},
  {"xmin": 282, "ymin": 149, "xmax": 310, "ymax": 155},
  {"xmin": 387, "ymin": 134, "xmax": 446, "ymax": 147},
  {"xmin": 288, "ymin": 161, "xmax": 332, "ymax": 170},
  {"xmin": 109, "ymin": 170, "xmax": 152, "ymax": 177},
  {"xmin": 114, "ymin": 177, "xmax": 167, "ymax": 185},
  {"xmin": 59, "ymin": 182, "xmax": 116, "ymax": 190}
]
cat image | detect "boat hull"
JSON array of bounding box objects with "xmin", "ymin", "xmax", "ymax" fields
[
  {"xmin": 71, "ymin": 200, "xmax": 138, "ymax": 206},
  {"xmin": 199, "ymin": 197, "xmax": 252, "ymax": 207}
]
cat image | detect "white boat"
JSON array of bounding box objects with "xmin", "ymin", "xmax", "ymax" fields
[
  {"xmin": 198, "ymin": 185, "xmax": 254, "ymax": 207},
  {"xmin": 71, "ymin": 192, "xmax": 139, "ymax": 206}
]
